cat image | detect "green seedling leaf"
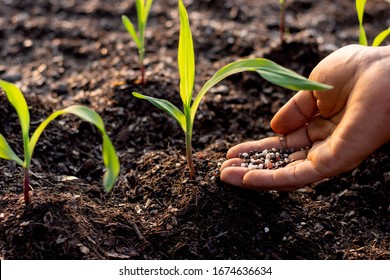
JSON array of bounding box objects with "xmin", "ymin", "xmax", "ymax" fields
[
  {"xmin": 136, "ymin": 0, "xmax": 145, "ymax": 32},
  {"xmin": 0, "ymin": 134, "xmax": 24, "ymax": 166},
  {"xmin": 122, "ymin": 15, "xmax": 141, "ymax": 49},
  {"xmin": 63, "ymin": 105, "xmax": 106, "ymax": 133},
  {"xmin": 101, "ymin": 134, "xmax": 120, "ymax": 192},
  {"xmin": 356, "ymin": 0, "xmax": 368, "ymax": 46},
  {"xmin": 191, "ymin": 58, "xmax": 332, "ymax": 122},
  {"xmin": 61, "ymin": 106, "xmax": 120, "ymax": 189},
  {"xmin": 256, "ymin": 62, "xmax": 332, "ymax": 90},
  {"xmin": 355, "ymin": 0, "xmax": 388, "ymax": 46},
  {"xmin": 0, "ymin": 79, "xmax": 30, "ymax": 161},
  {"xmin": 132, "ymin": 92, "xmax": 186, "ymax": 132},
  {"xmin": 178, "ymin": 0, "xmax": 195, "ymax": 107},
  {"xmin": 28, "ymin": 105, "xmax": 120, "ymax": 192},
  {"xmin": 372, "ymin": 28, "xmax": 390, "ymax": 47},
  {"xmin": 144, "ymin": 0, "xmax": 153, "ymax": 23}
]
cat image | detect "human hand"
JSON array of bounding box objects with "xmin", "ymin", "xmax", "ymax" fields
[{"xmin": 220, "ymin": 44, "xmax": 390, "ymax": 191}]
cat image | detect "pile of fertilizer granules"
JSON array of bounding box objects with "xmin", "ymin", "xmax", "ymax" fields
[{"xmin": 232, "ymin": 147, "xmax": 309, "ymax": 170}]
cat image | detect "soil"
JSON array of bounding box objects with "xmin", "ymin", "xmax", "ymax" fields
[{"xmin": 1, "ymin": 0, "xmax": 389, "ymax": 260}]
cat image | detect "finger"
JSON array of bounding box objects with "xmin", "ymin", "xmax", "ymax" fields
[
  {"xmin": 271, "ymin": 90, "xmax": 318, "ymax": 134},
  {"xmin": 220, "ymin": 158, "xmax": 243, "ymax": 171},
  {"xmin": 220, "ymin": 158, "xmax": 302, "ymax": 191},
  {"xmin": 220, "ymin": 167, "xmax": 249, "ymax": 188},
  {"xmin": 220, "ymin": 166, "xmax": 299, "ymax": 191},
  {"xmin": 220, "ymin": 159, "xmax": 324, "ymax": 190},
  {"xmin": 242, "ymin": 160, "xmax": 325, "ymax": 190}
]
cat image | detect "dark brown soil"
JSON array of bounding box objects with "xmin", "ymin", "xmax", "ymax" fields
[{"xmin": 1, "ymin": 0, "xmax": 389, "ymax": 260}]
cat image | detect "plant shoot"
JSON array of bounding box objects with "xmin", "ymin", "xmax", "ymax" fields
[
  {"xmin": 356, "ymin": 0, "xmax": 390, "ymax": 46},
  {"xmin": 279, "ymin": 0, "xmax": 287, "ymax": 43},
  {"xmin": 0, "ymin": 80, "xmax": 120, "ymax": 204},
  {"xmin": 132, "ymin": 0, "xmax": 332, "ymax": 179},
  {"xmin": 122, "ymin": 0, "xmax": 153, "ymax": 86}
]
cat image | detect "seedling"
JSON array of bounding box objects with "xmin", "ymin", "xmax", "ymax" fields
[
  {"xmin": 279, "ymin": 0, "xmax": 287, "ymax": 43},
  {"xmin": 122, "ymin": 0, "xmax": 153, "ymax": 86},
  {"xmin": 132, "ymin": 0, "xmax": 331, "ymax": 179},
  {"xmin": 0, "ymin": 80, "xmax": 120, "ymax": 204},
  {"xmin": 356, "ymin": 0, "xmax": 389, "ymax": 46}
]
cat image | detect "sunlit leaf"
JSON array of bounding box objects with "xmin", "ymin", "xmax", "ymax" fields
[
  {"xmin": 102, "ymin": 135, "xmax": 120, "ymax": 192},
  {"xmin": 144, "ymin": 0, "xmax": 153, "ymax": 24},
  {"xmin": 191, "ymin": 58, "xmax": 332, "ymax": 122},
  {"xmin": 178, "ymin": 0, "xmax": 195, "ymax": 107},
  {"xmin": 122, "ymin": 15, "xmax": 141, "ymax": 49},
  {"xmin": 132, "ymin": 92, "xmax": 186, "ymax": 132},
  {"xmin": 358, "ymin": 26, "xmax": 368, "ymax": 46},
  {"xmin": 63, "ymin": 105, "xmax": 106, "ymax": 133},
  {"xmin": 0, "ymin": 79, "xmax": 30, "ymax": 160},
  {"xmin": 28, "ymin": 105, "xmax": 119, "ymax": 191},
  {"xmin": 0, "ymin": 134, "xmax": 24, "ymax": 166},
  {"xmin": 136, "ymin": 0, "xmax": 144, "ymax": 32},
  {"xmin": 372, "ymin": 28, "xmax": 390, "ymax": 46},
  {"xmin": 356, "ymin": 0, "xmax": 368, "ymax": 46},
  {"xmin": 256, "ymin": 62, "xmax": 331, "ymax": 91}
]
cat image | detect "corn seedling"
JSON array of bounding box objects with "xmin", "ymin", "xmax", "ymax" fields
[
  {"xmin": 0, "ymin": 80, "xmax": 120, "ymax": 204},
  {"xmin": 132, "ymin": 0, "xmax": 332, "ymax": 179},
  {"xmin": 279, "ymin": 0, "xmax": 287, "ymax": 43},
  {"xmin": 356, "ymin": 0, "xmax": 390, "ymax": 46},
  {"xmin": 122, "ymin": 0, "xmax": 153, "ymax": 86}
]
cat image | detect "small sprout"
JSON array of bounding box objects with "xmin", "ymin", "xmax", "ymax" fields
[
  {"xmin": 0, "ymin": 80, "xmax": 120, "ymax": 204},
  {"xmin": 132, "ymin": 0, "xmax": 331, "ymax": 179},
  {"xmin": 122, "ymin": 0, "xmax": 153, "ymax": 86},
  {"xmin": 356, "ymin": 0, "xmax": 390, "ymax": 46},
  {"xmin": 278, "ymin": 0, "xmax": 287, "ymax": 43}
]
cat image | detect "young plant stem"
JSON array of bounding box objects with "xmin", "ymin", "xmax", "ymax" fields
[
  {"xmin": 23, "ymin": 130, "xmax": 30, "ymax": 204},
  {"xmin": 185, "ymin": 132, "xmax": 195, "ymax": 179},
  {"xmin": 279, "ymin": 1, "xmax": 286, "ymax": 43},
  {"xmin": 185, "ymin": 109, "xmax": 195, "ymax": 179},
  {"xmin": 140, "ymin": 63, "xmax": 145, "ymax": 86},
  {"xmin": 139, "ymin": 48, "xmax": 146, "ymax": 86},
  {"xmin": 23, "ymin": 168, "xmax": 30, "ymax": 205}
]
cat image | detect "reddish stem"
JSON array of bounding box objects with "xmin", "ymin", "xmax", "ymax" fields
[
  {"xmin": 140, "ymin": 64, "xmax": 146, "ymax": 87},
  {"xmin": 24, "ymin": 168, "xmax": 31, "ymax": 205},
  {"xmin": 187, "ymin": 149, "xmax": 195, "ymax": 179},
  {"xmin": 185, "ymin": 129, "xmax": 195, "ymax": 179}
]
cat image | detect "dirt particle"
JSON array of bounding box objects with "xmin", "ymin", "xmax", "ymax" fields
[
  {"xmin": 78, "ymin": 245, "xmax": 90, "ymax": 255},
  {"xmin": 324, "ymin": 231, "xmax": 335, "ymax": 238}
]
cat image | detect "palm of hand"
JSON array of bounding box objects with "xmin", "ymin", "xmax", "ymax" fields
[{"xmin": 220, "ymin": 45, "xmax": 390, "ymax": 190}]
